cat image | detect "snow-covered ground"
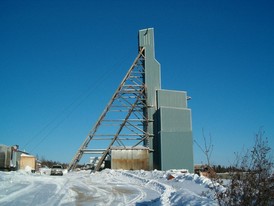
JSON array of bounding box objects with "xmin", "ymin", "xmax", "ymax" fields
[{"xmin": 0, "ymin": 169, "xmax": 219, "ymax": 205}]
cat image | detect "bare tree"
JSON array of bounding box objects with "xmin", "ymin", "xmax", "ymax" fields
[
  {"xmin": 218, "ymin": 130, "xmax": 273, "ymax": 206},
  {"xmin": 194, "ymin": 129, "xmax": 214, "ymax": 168},
  {"xmin": 194, "ymin": 129, "xmax": 223, "ymax": 205}
]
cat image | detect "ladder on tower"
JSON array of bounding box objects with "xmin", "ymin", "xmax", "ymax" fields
[{"xmin": 68, "ymin": 47, "xmax": 151, "ymax": 172}]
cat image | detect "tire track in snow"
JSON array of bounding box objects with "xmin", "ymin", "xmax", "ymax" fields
[
  {"xmin": 0, "ymin": 170, "xmax": 219, "ymax": 205},
  {"xmin": 119, "ymin": 171, "xmax": 176, "ymax": 205},
  {"xmin": 0, "ymin": 175, "xmax": 70, "ymax": 206},
  {"xmin": 0, "ymin": 182, "xmax": 34, "ymax": 204},
  {"xmin": 68, "ymin": 171, "xmax": 146, "ymax": 205},
  {"xmin": 103, "ymin": 170, "xmax": 147, "ymax": 205}
]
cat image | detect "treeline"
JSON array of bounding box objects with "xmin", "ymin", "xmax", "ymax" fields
[
  {"xmin": 39, "ymin": 158, "xmax": 68, "ymax": 169},
  {"xmin": 211, "ymin": 165, "xmax": 249, "ymax": 173}
]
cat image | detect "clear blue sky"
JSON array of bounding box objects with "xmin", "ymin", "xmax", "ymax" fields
[{"xmin": 1, "ymin": 0, "xmax": 273, "ymax": 166}]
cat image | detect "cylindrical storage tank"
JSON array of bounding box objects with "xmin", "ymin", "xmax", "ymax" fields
[{"xmin": 0, "ymin": 145, "xmax": 11, "ymax": 170}]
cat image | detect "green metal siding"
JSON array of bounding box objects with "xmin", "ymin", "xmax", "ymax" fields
[
  {"xmin": 157, "ymin": 107, "xmax": 194, "ymax": 172},
  {"xmin": 159, "ymin": 107, "xmax": 192, "ymax": 132},
  {"xmin": 155, "ymin": 90, "xmax": 192, "ymax": 170},
  {"xmin": 160, "ymin": 131, "xmax": 193, "ymax": 171},
  {"xmin": 138, "ymin": 28, "xmax": 193, "ymax": 172},
  {"xmin": 157, "ymin": 90, "xmax": 187, "ymax": 109},
  {"xmin": 138, "ymin": 28, "xmax": 161, "ymax": 170}
]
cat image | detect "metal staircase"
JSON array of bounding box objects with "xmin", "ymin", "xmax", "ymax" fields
[{"xmin": 68, "ymin": 47, "xmax": 152, "ymax": 172}]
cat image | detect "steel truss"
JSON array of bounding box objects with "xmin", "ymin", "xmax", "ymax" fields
[{"xmin": 68, "ymin": 47, "xmax": 151, "ymax": 171}]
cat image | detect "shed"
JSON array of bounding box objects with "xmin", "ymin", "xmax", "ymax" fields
[{"xmin": 20, "ymin": 154, "xmax": 36, "ymax": 172}]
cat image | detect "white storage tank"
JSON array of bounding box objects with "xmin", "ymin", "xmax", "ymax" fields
[{"xmin": 0, "ymin": 145, "xmax": 11, "ymax": 170}]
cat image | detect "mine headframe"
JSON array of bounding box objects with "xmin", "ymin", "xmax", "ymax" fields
[{"xmin": 68, "ymin": 47, "xmax": 152, "ymax": 172}]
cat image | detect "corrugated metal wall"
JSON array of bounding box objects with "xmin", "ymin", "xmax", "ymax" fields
[
  {"xmin": 154, "ymin": 90, "xmax": 194, "ymax": 172},
  {"xmin": 111, "ymin": 148, "xmax": 149, "ymax": 170},
  {"xmin": 138, "ymin": 28, "xmax": 161, "ymax": 170},
  {"xmin": 156, "ymin": 89, "xmax": 187, "ymax": 108},
  {"xmin": 137, "ymin": 28, "xmax": 194, "ymax": 172}
]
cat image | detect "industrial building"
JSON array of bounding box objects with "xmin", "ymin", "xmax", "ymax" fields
[
  {"xmin": 69, "ymin": 28, "xmax": 194, "ymax": 172},
  {"xmin": 0, "ymin": 144, "xmax": 36, "ymax": 172}
]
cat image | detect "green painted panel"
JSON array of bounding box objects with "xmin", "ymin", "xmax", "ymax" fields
[
  {"xmin": 156, "ymin": 107, "xmax": 194, "ymax": 172},
  {"xmin": 138, "ymin": 28, "xmax": 193, "ymax": 172},
  {"xmin": 157, "ymin": 90, "xmax": 187, "ymax": 109},
  {"xmin": 159, "ymin": 107, "xmax": 192, "ymax": 132},
  {"xmin": 160, "ymin": 131, "xmax": 194, "ymax": 172},
  {"xmin": 138, "ymin": 28, "xmax": 161, "ymax": 170}
]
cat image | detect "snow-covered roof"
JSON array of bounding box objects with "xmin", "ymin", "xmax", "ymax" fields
[{"xmin": 20, "ymin": 153, "xmax": 35, "ymax": 157}]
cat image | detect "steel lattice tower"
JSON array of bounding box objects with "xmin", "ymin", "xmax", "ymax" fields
[{"xmin": 68, "ymin": 47, "xmax": 152, "ymax": 171}]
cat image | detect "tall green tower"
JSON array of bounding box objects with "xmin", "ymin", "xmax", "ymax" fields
[
  {"xmin": 139, "ymin": 28, "xmax": 194, "ymax": 172},
  {"xmin": 138, "ymin": 29, "xmax": 161, "ymax": 170}
]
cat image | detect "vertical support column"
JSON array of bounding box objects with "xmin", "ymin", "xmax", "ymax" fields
[{"xmin": 138, "ymin": 28, "xmax": 161, "ymax": 170}]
